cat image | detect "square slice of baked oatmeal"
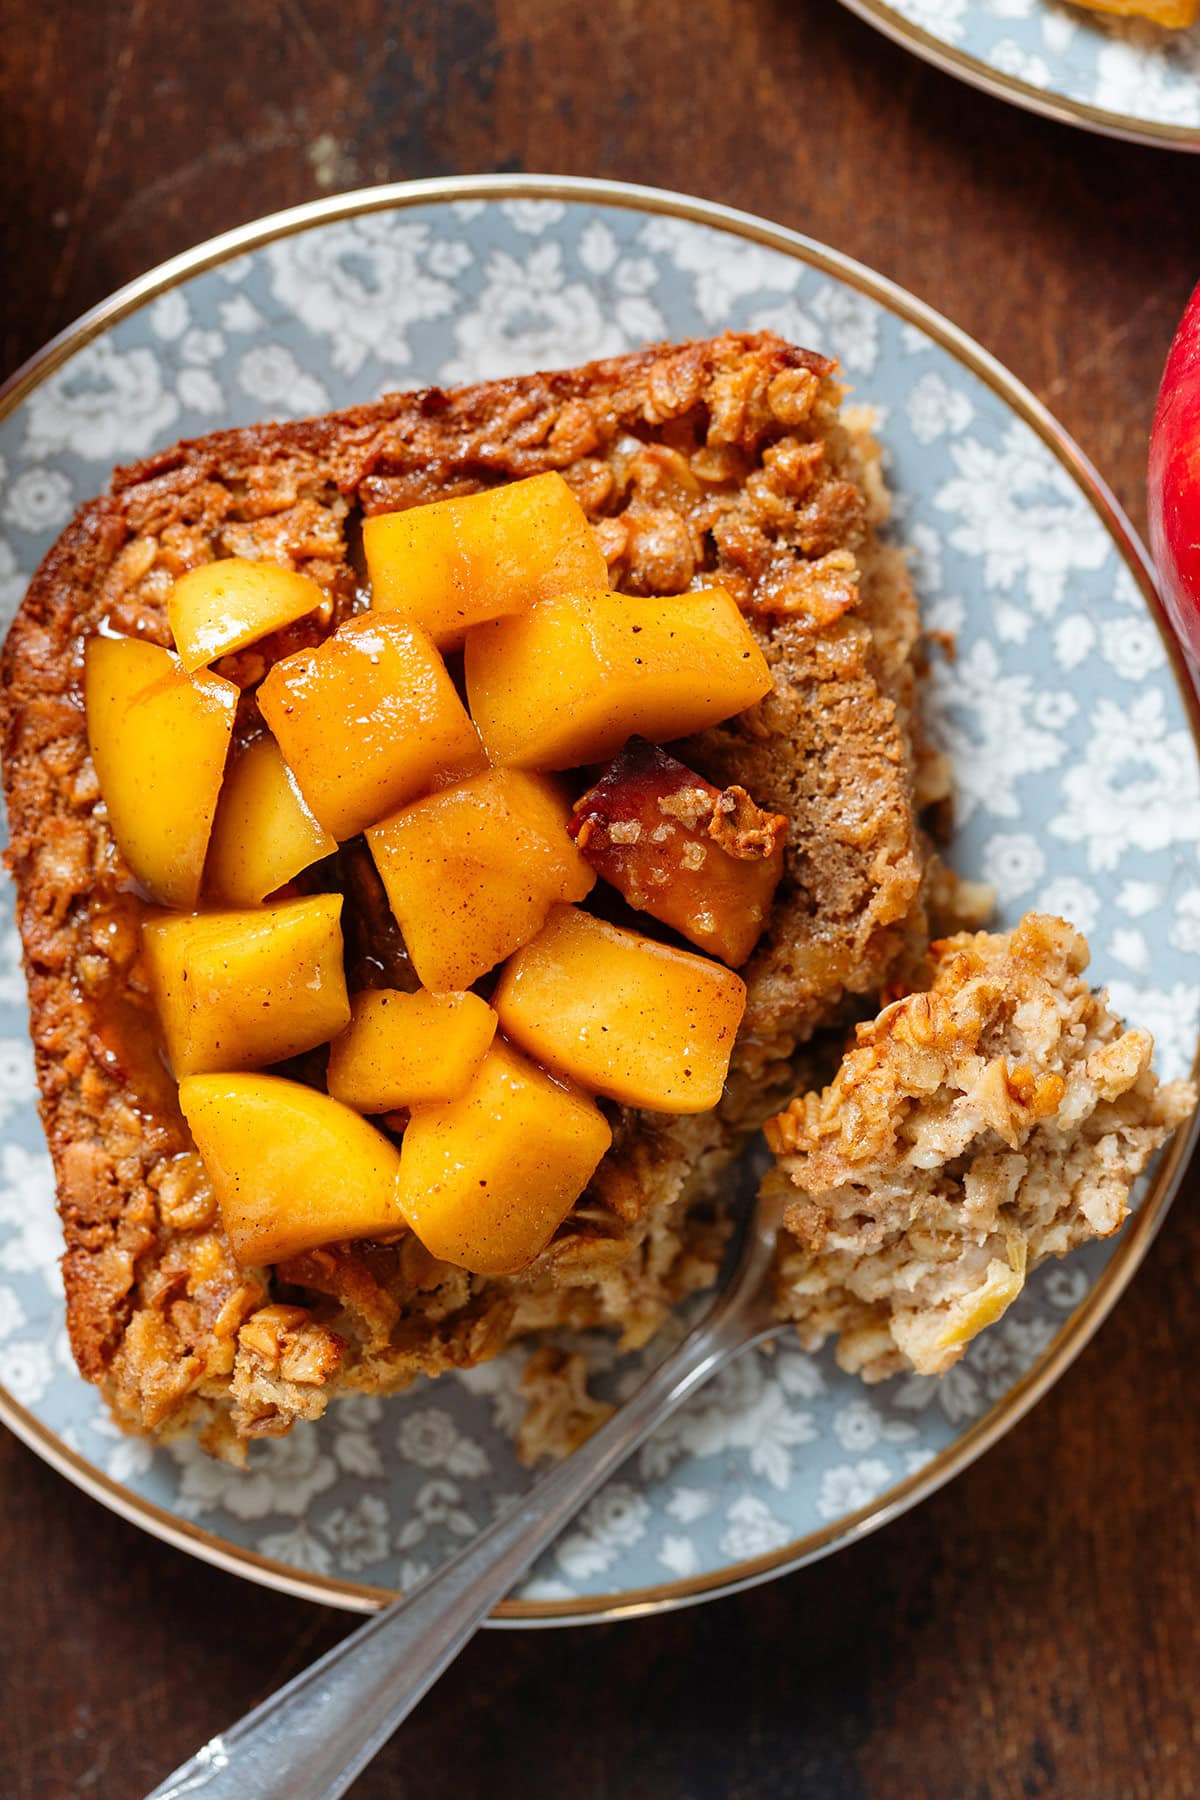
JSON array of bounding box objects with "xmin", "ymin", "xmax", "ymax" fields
[{"xmin": 1, "ymin": 332, "xmax": 930, "ymax": 1456}]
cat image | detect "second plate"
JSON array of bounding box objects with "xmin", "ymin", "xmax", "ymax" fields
[{"xmin": 842, "ymin": 0, "xmax": 1200, "ymax": 150}]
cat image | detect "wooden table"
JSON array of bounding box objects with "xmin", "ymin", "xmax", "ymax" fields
[{"xmin": 2, "ymin": 3, "xmax": 1198, "ymax": 1795}]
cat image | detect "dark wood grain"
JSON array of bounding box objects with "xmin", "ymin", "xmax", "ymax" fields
[{"xmin": 2, "ymin": 3, "xmax": 1198, "ymax": 1795}]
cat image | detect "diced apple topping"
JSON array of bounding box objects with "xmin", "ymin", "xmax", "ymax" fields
[
  {"xmin": 366, "ymin": 769, "xmax": 594, "ymax": 991},
  {"xmin": 570, "ymin": 738, "xmax": 787, "ymax": 967},
  {"xmin": 143, "ymin": 894, "xmax": 351, "ymax": 1077},
  {"xmin": 397, "ymin": 1038, "xmax": 612, "ymax": 1274},
  {"xmin": 207, "ymin": 734, "xmax": 336, "ymax": 907},
  {"xmin": 96, "ymin": 487, "xmax": 794, "ymax": 1278},
  {"xmin": 168, "ymin": 557, "xmax": 327, "ymax": 673},
  {"xmin": 85, "ymin": 635, "xmax": 237, "ymax": 910},
  {"xmin": 463, "ymin": 585, "xmax": 773, "ymax": 769},
  {"xmin": 179, "ymin": 1072, "xmax": 407, "ymax": 1266},
  {"xmin": 364, "ymin": 471, "xmax": 607, "ymax": 649},
  {"xmin": 493, "ymin": 904, "xmax": 747, "ymax": 1113},
  {"xmin": 327, "ymin": 988, "xmax": 497, "ymax": 1112},
  {"xmin": 258, "ymin": 613, "xmax": 485, "ymax": 841}
]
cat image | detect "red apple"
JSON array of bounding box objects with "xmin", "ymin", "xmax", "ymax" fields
[{"xmin": 1149, "ymin": 280, "xmax": 1200, "ymax": 663}]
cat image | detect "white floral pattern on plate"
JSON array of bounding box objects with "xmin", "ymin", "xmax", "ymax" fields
[
  {"xmin": 0, "ymin": 193, "xmax": 1196, "ymax": 1616},
  {"xmin": 845, "ymin": 0, "xmax": 1200, "ymax": 141}
]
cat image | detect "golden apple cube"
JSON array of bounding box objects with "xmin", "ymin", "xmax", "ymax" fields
[
  {"xmin": 180, "ymin": 1072, "xmax": 407, "ymax": 1266},
  {"xmin": 364, "ymin": 471, "xmax": 607, "ymax": 650},
  {"xmin": 464, "ymin": 585, "xmax": 773, "ymax": 769},
  {"xmin": 84, "ymin": 634, "xmax": 237, "ymax": 910},
  {"xmin": 326, "ymin": 987, "xmax": 497, "ymax": 1112},
  {"xmin": 143, "ymin": 894, "xmax": 351, "ymax": 1078},
  {"xmin": 493, "ymin": 905, "xmax": 747, "ymax": 1113},
  {"xmin": 207, "ymin": 734, "xmax": 337, "ymax": 906},
  {"xmin": 258, "ymin": 613, "xmax": 485, "ymax": 841},
  {"xmin": 397, "ymin": 1038, "xmax": 612, "ymax": 1274},
  {"xmin": 167, "ymin": 557, "xmax": 327, "ymax": 673},
  {"xmin": 366, "ymin": 769, "xmax": 595, "ymax": 992}
]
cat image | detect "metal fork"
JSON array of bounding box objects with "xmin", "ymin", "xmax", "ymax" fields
[{"xmin": 147, "ymin": 1181, "xmax": 786, "ymax": 1800}]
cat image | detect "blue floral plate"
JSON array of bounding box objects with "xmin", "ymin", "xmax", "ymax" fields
[
  {"xmin": 842, "ymin": 0, "xmax": 1200, "ymax": 149},
  {"xmin": 1, "ymin": 178, "xmax": 1197, "ymax": 1622}
]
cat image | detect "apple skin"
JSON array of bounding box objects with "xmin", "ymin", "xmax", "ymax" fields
[{"xmin": 1149, "ymin": 280, "xmax": 1200, "ymax": 663}]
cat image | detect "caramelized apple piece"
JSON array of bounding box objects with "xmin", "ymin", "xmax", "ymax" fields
[
  {"xmin": 493, "ymin": 904, "xmax": 747, "ymax": 1113},
  {"xmin": 258, "ymin": 614, "xmax": 484, "ymax": 841},
  {"xmin": 327, "ymin": 987, "xmax": 497, "ymax": 1112},
  {"xmin": 570, "ymin": 739, "xmax": 787, "ymax": 966},
  {"xmin": 168, "ymin": 557, "xmax": 326, "ymax": 673},
  {"xmin": 366, "ymin": 769, "xmax": 594, "ymax": 991},
  {"xmin": 397, "ymin": 1038, "xmax": 611, "ymax": 1274},
  {"xmin": 207, "ymin": 735, "xmax": 336, "ymax": 906},
  {"xmin": 364, "ymin": 471, "xmax": 607, "ymax": 650},
  {"xmin": 464, "ymin": 586, "xmax": 772, "ymax": 770},
  {"xmin": 180, "ymin": 1072, "xmax": 406, "ymax": 1266},
  {"xmin": 143, "ymin": 894, "xmax": 351, "ymax": 1077},
  {"xmin": 84, "ymin": 635, "xmax": 237, "ymax": 910}
]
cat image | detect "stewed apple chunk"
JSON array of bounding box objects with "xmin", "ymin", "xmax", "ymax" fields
[
  {"xmin": 180, "ymin": 1072, "xmax": 406, "ymax": 1266},
  {"xmin": 207, "ymin": 735, "xmax": 336, "ymax": 906},
  {"xmin": 364, "ymin": 471, "xmax": 607, "ymax": 649},
  {"xmin": 168, "ymin": 557, "xmax": 326, "ymax": 673},
  {"xmin": 464, "ymin": 586, "xmax": 773, "ymax": 770},
  {"xmin": 397, "ymin": 1038, "xmax": 612, "ymax": 1274},
  {"xmin": 493, "ymin": 905, "xmax": 746, "ymax": 1113},
  {"xmin": 570, "ymin": 739, "xmax": 787, "ymax": 966},
  {"xmin": 143, "ymin": 894, "xmax": 351, "ymax": 1077},
  {"xmin": 366, "ymin": 769, "xmax": 594, "ymax": 991},
  {"xmin": 84, "ymin": 635, "xmax": 237, "ymax": 910},
  {"xmin": 258, "ymin": 614, "xmax": 484, "ymax": 841},
  {"xmin": 327, "ymin": 988, "xmax": 497, "ymax": 1112}
]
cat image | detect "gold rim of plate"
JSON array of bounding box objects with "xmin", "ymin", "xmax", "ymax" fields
[
  {"xmin": 839, "ymin": 0, "xmax": 1200, "ymax": 150},
  {"xmin": 1, "ymin": 175, "xmax": 1198, "ymax": 1627}
]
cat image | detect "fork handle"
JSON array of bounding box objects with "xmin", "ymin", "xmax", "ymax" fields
[{"xmin": 147, "ymin": 1297, "xmax": 763, "ymax": 1800}]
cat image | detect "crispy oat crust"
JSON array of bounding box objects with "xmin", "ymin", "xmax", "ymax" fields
[{"xmin": 1, "ymin": 332, "xmax": 928, "ymax": 1452}]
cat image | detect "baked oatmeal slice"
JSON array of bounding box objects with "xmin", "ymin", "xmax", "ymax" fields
[
  {"xmin": 2, "ymin": 332, "xmax": 929, "ymax": 1453},
  {"xmin": 765, "ymin": 914, "xmax": 1196, "ymax": 1381}
]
